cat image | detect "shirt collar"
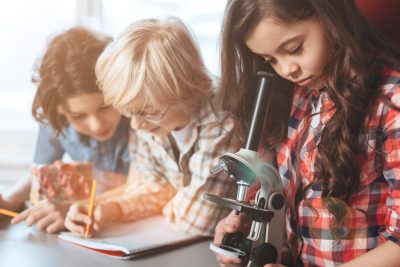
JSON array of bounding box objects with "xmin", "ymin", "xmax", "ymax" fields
[{"xmin": 297, "ymin": 85, "xmax": 324, "ymax": 98}]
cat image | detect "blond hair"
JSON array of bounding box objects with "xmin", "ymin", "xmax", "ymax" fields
[{"xmin": 96, "ymin": 17, "xmax": 212, "ymax": 114}]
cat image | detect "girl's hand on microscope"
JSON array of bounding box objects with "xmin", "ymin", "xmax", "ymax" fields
[{"xmin": 214, "ymin": 210, "xmax": 251, "ymax": 266}]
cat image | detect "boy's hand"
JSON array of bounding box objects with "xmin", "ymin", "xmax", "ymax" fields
[
  {"xmin": 11, "ymin": 199, "xmax": 69, "ymax": 233},
  {"xmin": 92, "ymin": 201, "xmax": 122, "ymax": 231},
  {"xmin": 64, "ymin": 201, "xmax": 121, "ymax": 237},
  {"xmin": 64, "ymin": 203, "xmax": 90, "ymax": 236}
]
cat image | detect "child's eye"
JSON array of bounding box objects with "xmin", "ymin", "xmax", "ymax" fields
[
  {"xmin": 265, "ymin": 57, "xmax": 277, "ymax": 65},
  {"xmin": 288, "ymin": 44, "xmax": 302, "ymax": 55},
  {"xmin": 99, "ymin": 105, "xmax": 111, "ymax": 110},
  {"xmin": 70, "ymin": 114, "xmax": 85, "ymax": 119}
]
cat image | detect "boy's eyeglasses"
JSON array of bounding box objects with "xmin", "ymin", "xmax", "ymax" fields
[{"xmin": 123, "ymin": 107, "xmax": 169, "ymax": 122}]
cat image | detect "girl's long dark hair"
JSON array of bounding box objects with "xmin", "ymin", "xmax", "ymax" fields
[{"xmin": 218, "ymin": 0, "xmax": 400, "ymax": 225}]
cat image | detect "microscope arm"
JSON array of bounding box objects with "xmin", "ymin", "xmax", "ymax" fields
[{"xmin": 203, "ymin": 71, "xmax": 286, "ymax": 267}]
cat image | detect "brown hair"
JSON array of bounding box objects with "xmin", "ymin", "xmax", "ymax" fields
[
  {"xmin": 219, "ymin": 0, "xmax": 400, "ymax": 225},
  {"xmin": 31, "ymin": 27, "xmax": 111, "ymax": 134}
]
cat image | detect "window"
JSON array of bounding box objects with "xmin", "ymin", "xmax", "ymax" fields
[
  {"xmin": 0, "ymin": 1, "xmax": 76, "ymax": 188},
  {"xmin": 100, "ymin": 0, "xmax": 226, "ymax": 75}
]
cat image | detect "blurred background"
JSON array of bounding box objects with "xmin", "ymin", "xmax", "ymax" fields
[{"xmin": 0, "ymin": 0, "xmax": 227, "ymax": 189}]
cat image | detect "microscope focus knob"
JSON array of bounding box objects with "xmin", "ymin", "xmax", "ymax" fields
[
  {"xmin": 270, "ymin": 193, "xmax": 285, "ymax": 210},
  {"xmin": 252, "ymin": 242, "xmax": 278, "ymax": 267}
]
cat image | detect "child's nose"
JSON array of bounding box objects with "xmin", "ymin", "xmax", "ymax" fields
[
  {"xmin": 88, "ymin": 116, "xmax": 103, "ymax": 132},
  {"xmin": 281, "ymin": 61, "xmax": 299, "ymax": 78}
]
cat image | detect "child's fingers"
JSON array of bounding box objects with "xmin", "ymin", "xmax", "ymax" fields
[
  {"xmin": 214, "ymin": 218, "xmax": 227, "ymax": 244},
  {"xmin": 35, "ymin": 210, "xmax": 65, "ymax": 232},
  {"xmin": 11, "ymin": 210, "xmax": 28, "ymax": 224},
  {"xmin": 64, "ymin": 204, "xmax": 92, "ymax": 236},
  {"xmin": 64, "ymin": 222, "xmax": 85, "ymax": 236},
  {"xmin": 214, "ymin": 211, "xmax": 242, "ymax": 245},
  {"xmin": 66, "ymin": 210, "xmax": 92, "ymax": 226},
  {"xmin": 64, "ymin": 214, "xmax": 87, "ymax": 237},
  {"xmin": 224, "ymin": 211, "xmax": 244, "ymax": 232},
  {"xmin": 215, "ymin": 252, "xmax": 243, "ymax": 266},
  {"xmin": 35, "ymin": 214, "xmax": 55, "ymax": 231},
  {"xmin": 93, "ymin": 222, "xmax": 101, "ymax": 231},
  {"xmin": 11, "ymin": 206, "xmax": 42, "ymax": 225},
  {"xmin": 46, "ymin": 219, "xmax": 65, "ymax": 234},
  {"xmin": 93, "ymin": 205, "xmax": 103, "ymax": 221},
  {"xmin": 25, "ymin": 207, "xmax": 51, "ymax": 226},
  {"xmin": 92, "ymin": 204, "xmax": 106, "ymax": 231},
  {"xmin": 11, "ymin": 199, "xmax": 52, "ymax": 224},
  {"xmin": 213, "ymin": 211, "xmax": 249, "ymax": 267},
  {"xmin": 69, "ymin": 203, "xmax": 89, "ymax": 214}
]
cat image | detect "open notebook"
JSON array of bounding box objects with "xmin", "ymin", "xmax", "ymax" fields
[{"xmin": 59, "ymin": 216, "xmax": 208, "ymax": 259}]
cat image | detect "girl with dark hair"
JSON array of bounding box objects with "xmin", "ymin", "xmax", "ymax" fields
[
  {"xmin": 0, "ymin": 27, "xmax": 130, "ymax": 233},
  {"xmin": 214, "ymin": 0, "xmax": 400, "ymax": 266}
]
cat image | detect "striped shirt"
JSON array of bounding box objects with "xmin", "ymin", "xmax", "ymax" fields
[
  {"xmin": 33, "ymin": 117, "xmax": 131, "ymax": 192},
  {"xmin": 110, "ymin": 97, "xmax": 240, "ymax": 236},
  {"xmin": 277, "ymin": 65, "xmax": 400, "ymax": 266}
]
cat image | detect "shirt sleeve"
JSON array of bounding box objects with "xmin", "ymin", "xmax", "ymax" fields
[
  {"xmin": 109, "ymin": 118, "xmax": 239, "ymax": 236},
  {"xmin": 380, "ymin": 81, "xmax": 400, "ymax": 244},
  {"xmin": 33, "ymin": 124, "xmax": 64, "ymax": 164},
  {"xmin": 162, "ymin": 118, "xmax": 239, "ymax": 236},
  {"xmin": 107, "ymin": 131, "xmax": 178, "ymax": 223}
]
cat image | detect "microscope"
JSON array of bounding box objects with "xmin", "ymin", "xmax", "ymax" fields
[{"xmin": 203, "ymin": 71, "xmax": 285, "ymax": 267}]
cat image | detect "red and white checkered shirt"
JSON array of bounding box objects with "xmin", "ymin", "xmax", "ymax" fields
[
  {"xmin": 110, "ymin": 97, "xmax": 240, "ymax": 236},
  {"xmin": 277, "ymin": 65, "xmax": 400, "ymax": 266}
]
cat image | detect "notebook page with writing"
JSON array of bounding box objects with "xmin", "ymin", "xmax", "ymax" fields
[{"xmin": 59, "ymin": 216, "xmax": 207, "ymax": 259}]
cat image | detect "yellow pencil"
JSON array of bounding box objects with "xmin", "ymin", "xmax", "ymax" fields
[
  {"xmin": 84, "ymin": 180, "xmax": 97, "ymax": 238},
  {"xmin": 0, "ymin": 208, "xmax": 19, "ymax": 218}
]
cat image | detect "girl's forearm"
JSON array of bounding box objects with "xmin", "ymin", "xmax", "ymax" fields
[{"xmin": 340, "ymin": 241, "xmax": 400, "ymax": 267}]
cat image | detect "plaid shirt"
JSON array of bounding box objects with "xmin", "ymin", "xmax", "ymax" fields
[
  {"xmin": 110, "ymin": 97, "xmax": 240, "ymax": 236},
  {"xmin": 277, "ymin": 65, "xmax": 400, "ymax": 266}
]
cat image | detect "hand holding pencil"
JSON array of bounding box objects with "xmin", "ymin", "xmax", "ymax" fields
[
  {"xmin": 64, "ymin": 190, "xmax": 123, "ymax": 237},
  {"xmin": 0, "ymin": 208, "xmax": 19, "ymax": 218},
  {"xmin": 0, "ymin": 194, "xmax": 19, "ymax": 219}
]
